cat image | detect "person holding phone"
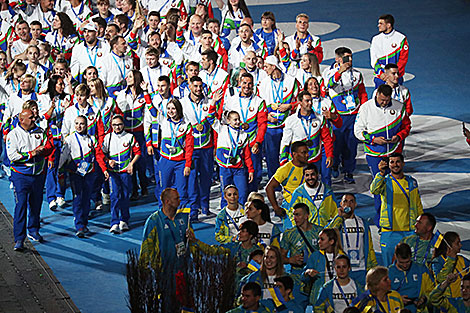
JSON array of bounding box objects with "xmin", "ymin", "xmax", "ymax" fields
[{"xmin": 354, "ymin": 84, "xmax": 411, "ymax": 226}]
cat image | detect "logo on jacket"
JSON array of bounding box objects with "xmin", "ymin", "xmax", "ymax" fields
[
  {"xmin": 391, "ymin": 43, "xmax": 397, "ymax": 48},
  {"xmin": 404, "ymin": 45, "xmax": 409, "ymax": 50},
  {"xmin": 203, "ymin": 106, "xmax": 208, "ymax": 111},
  {"xmin": 88, "ymin": 115, "xmax": 94, "ymax": 120},
  {"xmin": 98, "ymin": 52, "xmax": 103, "ymax": 57},
  {"xmin": 123, "ymin": 142, "xmax": 129, "ymax": 147},
  {"xmin": 249, "ymin": 106, "xmax": 254, "ymax": 112},
  {"xmin": 125, "ymin": 64, "xmax": 130, "ymax": 69},
  {"xmin": 35, "ymin": 134, "xmax": 41, "ymax": 139},
  {"xmin": 390, "ymin": 110, "xmax": 396, "ymax": 115}
]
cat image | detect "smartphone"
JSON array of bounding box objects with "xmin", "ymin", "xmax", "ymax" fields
[
  {"xmin": 382, "ymin": 157, "xmax": 389, "ymax": 166},
  {"xmin": 342, "ymin": 56, "xmax": 350, "ymax": 63}
]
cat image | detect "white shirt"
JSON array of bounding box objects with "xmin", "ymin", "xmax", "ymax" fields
[{"xmin": 332, "ymin": 279, "xmax": 358, "ymax": 313}]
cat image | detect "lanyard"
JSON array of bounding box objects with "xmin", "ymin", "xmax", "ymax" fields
[
  {"xmin": 55, "ymin": 97, "xmax": 62, "ymax": 118},
  {"xmin": 312, "ymin": 97, "xmax": 322, "ymax": 114},
  {"xmin": 207, "ymin": 67, "xmax": 219, "ymax": 92},
  {"xmin": 343, "ymin": 216, "xmax": 360, "ymax": 250},
  {"xmin": 300, "ymin": 114, "xmax": 313, "ymax": 139},
  {"xmin": 71, "ymin": 1, "xmax": 84, "ymax": 21},
  {"xmin": 111, "ymin": 52, "xmax": 126, "ymax": 80},
  {"xmin": 190, "ymin": 97, "xmax": 203, "ymax": 124},
  {"xmin": 228, "ymin": 126, "xmax": 240, "ymax": 159},
  {"xmin": 390, "ymin": 175, "xmax": 410, "ymax": 205},
  {"xmin": 225, "ymin": 208, "xmax": 240, "ymax": 231},
  {"xmin": 301, "ymin": 69, "xmax": 310, "ymax": 86},
  {"xmin": 393, "ymin": 86, "xmax": 401, "ymax": 101},
  {"xmin": 169, "ymin": 119, "xmax": 181, "ymax": 147},
  {"xmin": 239, "ymin": 95, "xmax": 252, "ymax": 123},
  {"xmin": 413, "ymin": 237, "xmax": 432, "ymax": 263},
  {"xmin": 54, "ymin": 31, "xmax": 65, "ymax": 50},
  {"xmin": 10, "ymin": 79, "xmax": 19, "ymax": 93},
  {"xmin": 160, "ymin": 95, "xmax": 172, "ymax": 117},
  {"xmin": 334, "ymin": 279, "xmax": 351, "ymax": 307},
  {"xmin": 74, "ymin": 132, "xmax": 87, "ymax": 159},
  {"xmin": 165, "ymin": 218, "xmax": 184, "ymax": 244},
  {"xmin": 85, "ymin": 43, "xmax": 98, "ymax": 67},
  {"xmin": 271, "ymin": 78, "xmax": 284, "ymax": 104},
  {"xmin": 374, "ymin": 295, "xmax": 391, "ymax": 313},
  {"xmin": 147, "ymin": 68, "xmax": 155, "ymax": 94},
  {"xmin": 339, "ymin": 68, "xmax": 354, "ymax": 94}
]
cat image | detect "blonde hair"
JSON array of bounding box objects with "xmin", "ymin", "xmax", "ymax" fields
[
  {"xmin": 74, "ymin": 83, "xmax": 91, "ymax": 97},
  {"xmin": 25, "ymin": 44, "xmax": 40, "ymax": 55},
  {"xmin": 366, "ymin": 266, "xmax": 389, "ymax": 294},
  {"xmin": 22, "ymin": 100, "xmax": 38, "ymax": 110},
  {"xmin": 296, "ymin": 13, "xmax": 309, "ymax": 22},
  {"xmin": 21, "ymin": 74, "xmax": 37, "ymax": 89},
  {"xmin": 88, "ymin": 78, "xmax": 108, "ymax": 102},
  {"xmin": 304, "ymin": 53, "xmax": 321, "ymax": 76}
]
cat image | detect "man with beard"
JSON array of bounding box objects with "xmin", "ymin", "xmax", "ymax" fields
[
  {"xmin": 71, "ymin": 22, "xmax": 110, "ymax": 83},
  {"xmin": 370, "ymin": 152, "xmax": 423, "ymax": 266},
  {"xmin": 288, "ymin": 163, "xmax": 337, "ymax": 228},
  {"xmin": 429, "ymin": 272, "xmax": 470, "ymax": 312}
]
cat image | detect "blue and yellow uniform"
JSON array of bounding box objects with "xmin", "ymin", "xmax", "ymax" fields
[
  {"xmin": 370, "ymin": 172, "xmax": 423, "ymax": 266},
  {"xmin": 272, "ymin": 160, "xmax": 304, "ymax": 231},
  {"xmin": 226, "ymin": 303, "xmax": 272, "ymax": 313},
  {"xmin": 401, "ymin": 233, "xmax": 442, "ymax": 269},
  {"xmin": 280, "ymin": 224, "xmax": 322, "ymax": 275},
  {"xmin": 432, "ymin": 255, "xmax": 470, "ymax": 298},
  {"xmin": 352, "ymin": 290, "xmax": 404, "ymax": 313},
  {"xmin": 289, "ymin": 183, "xmax": 338, "ymax": 228},
  {"xmin": 315, "ymin": 277, "xmax": 365, "ymax": 313},
  {"xmin": 388, "ymin": 261, "xmax": 435, "ymax": 313},
  {"xmin": 429, "ymin": 282, "xmax": 470, "ymax": 313},
  {"xmin": 140, "ymin": 210, "xmax": 190, "ymax": 272},
  {"xmin": 214, "ymin": 205, "xmax": 245, "ymax": 244}
]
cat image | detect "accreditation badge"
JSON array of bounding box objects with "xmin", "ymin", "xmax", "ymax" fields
[
  {"xmin": 345, "ymin": 95, "xmax": 355, "ymax": 110},
  {"xmin": 175, "ymin": 241, "xmax": 186, "ymax": 257},
  {"xmin": 348, "ymin": 249, "xmax": 360, "ymax": 265}
]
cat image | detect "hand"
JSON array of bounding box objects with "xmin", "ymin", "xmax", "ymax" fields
[
  {"xmin": 135, "ymin": 17, "xmax": 146, "ymax": 30},
  {"xmin": 289, "ymin": 254, "xmax": 304, "ymax": 265},
  {"xmin": 277, "ymin": 29, "xmax": 284, "ymax": 43},
  {"xmin": 186, "ymin": 228, "xmax": 196, "ymax": 242},
  {"xmin": 184, "ymin": 166, "xmax": 191, "ymax": 176},
  {"xmin": 338, "ymin": 62, "xmax": 351, "ymax": 74},
  {"xmin": 338, "ymin": 206, "xmax": 348, "ymax": 217},
  {"xmin": 322, "ymin": 107, "xmax": 337, "ymax": 120},
  {"xmin": 444, "ymin": 273, "xmax": 459, "ymax": 286},
  {"xmin": 306, "ymin": 37, "xmax": 313, "ymax": 50},
  {"xmin": 279, "ymin": 102, "xmax": 291, "ymax": 112},
  {"xmin": 126, "ymin": 163, "xmax": 134, "ymax": 174},
  {"xmin": 305, "ymin": 269, "xmax": 319, "ymax": 277},
  {"xmin": 447, "ymin": 244, "xmax": 458, "ymax": 259},
  {"xmin": 248, "ymin": 172, "xmax": 254, "ymax": 183},
  {"xmin": 401, "ymin": 295, "xmax": 413, "ymax": 306},
  {"xmin": 295, "ymin": 37, "xmax": 301, "ymax": 50},
  {"xmin": 267, "ymin": 113, "xmax": 278, "ymax": 123},
  {"xmin": 325, "ymin": 156, "xmax": 333, "ymax": 168},
  {"xmin": 379, "ymin": 72, "xmax": 387, "ymax": 81},
  {"xmin": 147, "ymin": 146, "xmax": 154, "ymax": 155},
  {"xmin": 372, "ymin": 136, "xmax": 389, "ymax": 145},
  {"xmin": 48, "ymin": 160, "xmax": 54, "ymax": 169},
  {"xmin": 177, "ymin": 15, "xmax": 188, "ymax": 30},
  {"xmin": 251, "ymin": 142, "xmax": 259, "ymax": 154},
  {"xmin": 389, "ymin": 135, "xmax": 400, "ymax": 143},
  {"xmin": 237, "ymin": 261, "xmax": 247, "ymax": 268},
  {"xmin": 64, "ymin": 71, "xmax": 72, "ymax": 83},
  {"xmin": 378, "ymin": 160, "xmax": 389, "ymax": 176},
  {"xmin": 140, "ymin": 81, "xmax": 149, "ymax": 91},
  {"xmin": 213, "ymin": 89, "xmax": 224, "ymax": 102},
  {"xmin": 103, "ymin": 171, "xmax": 110, "ymax": 180},
  {"xmin": 415, "ymin": 296, "xmax": 426, "ymax": 308},
  {"xmin": 31, "ymin": 146, "xmax": 45, "ymax": 156},
  {"xmin": 108, "ymin": 159, "xmax": 117, "ymax": 168},
  {"xmin": 159, "ymin": 21, "xmax": 167, "ymax": 34}
]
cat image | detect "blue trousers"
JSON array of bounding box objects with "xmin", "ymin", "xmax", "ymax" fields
[
  {"xmin": 132, "ymin": 131, "xmax": 148, "ymax": 193},
  {"xmin": 313, "ymin": 147, "xmax": 332, "ymax": 186},
  {"xmin": 366, "ymin": 154, "xmax": 390, "ymax": 226},
  {"xmin": 188, "ymin": 147, "xmax": 213, "ymax": 216},
  {"xmin": 220, "ymin": 167, "xmax": 248, "ymax": 208},
  {"xmin": 45, "ymin": 144, "xmax": 65, "ymax": 202},
  {"xmin": 109, "ymin": 172, "xmax": 132, "ymax": 226},
  {"xmin": 248, "ymin": 149, "xmax": 263, "ymax": 193},
  {"xmin": 70, "ymin": 172, "xmax": 94, "ymax": 230},
  {"xmin": 380, "ymin": 231, "xmax": 413, "ymax": 267},
  {"xmin": 333, "ymin": 114, "xmax": 358, "ymax": 175},
  {"xmin": 159, "ymin": 158, "xmax": 189, "ymax": 207},
  {"xmin": 264, "ymin": 127, "xmax": 283, "ymax": 180},
  {"xmin": 152, "ymin": 150, "xmax": 162, "ymax": 201},
  {"xmin": 11, "ymin": 171, "xmax": 46, "ymax": 242}
]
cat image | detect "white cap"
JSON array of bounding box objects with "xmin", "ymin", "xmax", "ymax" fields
[
  {"xmin": 83, "ymin": 23, "xmax": 97, "ymax": 32},
  {"xmin": 264, "ymin": 55, "xmax": 280, "ymax": 70}
]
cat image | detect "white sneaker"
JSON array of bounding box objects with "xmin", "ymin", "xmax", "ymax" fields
[
  {"xmin": 119, "ymin": 221, "xmax": 129, "ymax": 232},
  {"xmin": 56, "ymin": 197, "xmax": 66, "ymax": 207},
  {"xmin": 102, "ymin": 192, "xmax": 110, "ymax": 205},
  {"xmin": 110, "ymin": 224, "xmax": 121, "ymax": 234},
  {"xmin": 49, "ymin": 200, "xmax": 57, "ymax": 211}
]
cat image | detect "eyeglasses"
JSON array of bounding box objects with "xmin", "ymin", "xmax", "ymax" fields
[{"xmin": 112, "ymin": 123, "xmax": 124, "ymax": 127}]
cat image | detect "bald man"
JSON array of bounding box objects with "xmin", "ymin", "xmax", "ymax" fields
[{"xmin": 6, "ymin": 109, "xmax": 54, "ymax": 251}]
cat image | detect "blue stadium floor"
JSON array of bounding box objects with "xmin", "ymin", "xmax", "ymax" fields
[{"xmin": 1, "ymin": 0, "xmax": 470, "ymax": 312}]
